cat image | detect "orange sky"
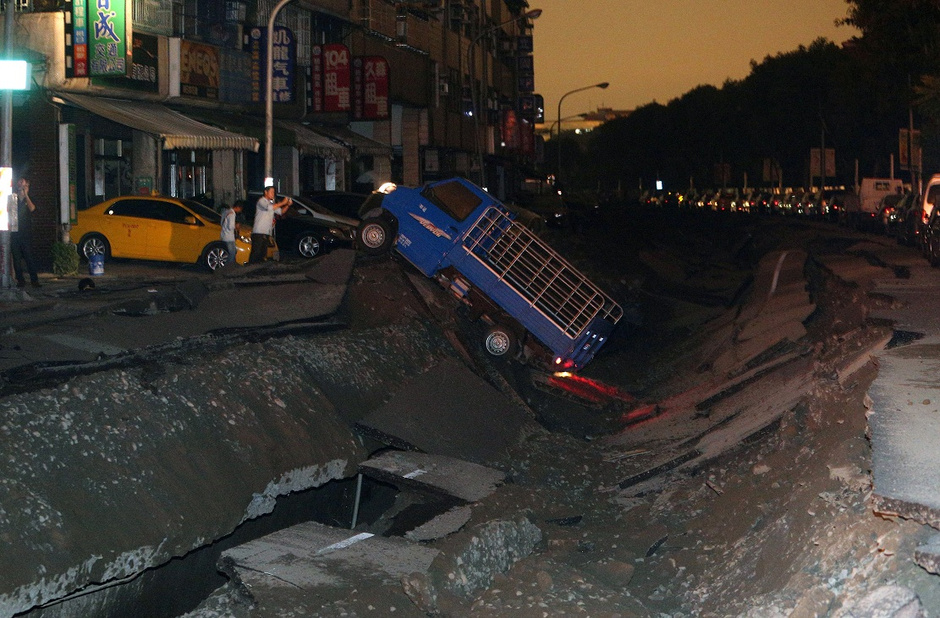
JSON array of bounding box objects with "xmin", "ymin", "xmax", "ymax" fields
[{"xmin": 533, "ymin": 0, "xmax": 860, "ymax": 120}]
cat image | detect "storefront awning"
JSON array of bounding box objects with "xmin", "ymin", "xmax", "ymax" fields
[
  {"xmin": 307, "ymin": 124, "xmax": 392, "ymax": 158},
  {"xmin": 277, "ymin": 121, "xmax": 349, "ymax": 160},
  {"xmin": 57, "ymin": 93, "xmax": 260, "ymax": 152}
]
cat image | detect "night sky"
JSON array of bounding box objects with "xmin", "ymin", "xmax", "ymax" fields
[{"xmin": 533, "ymin": 0, "xmax": 859, "ymax": 120}]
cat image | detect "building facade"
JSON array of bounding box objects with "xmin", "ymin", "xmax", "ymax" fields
[{"xmin": 0, "ymin": 0, "xmax": 540, "ymax": 269}]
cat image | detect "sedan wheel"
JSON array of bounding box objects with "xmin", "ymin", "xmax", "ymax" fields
[
  {"xmin": 201, "ymin": 243, "xmax": 229, "ymax": 271},
  {"xmin": 296, "ymin": 233, "xmax": 321, "ymax": 258},
  {"xmin": 79, "ymin": 234, "xmax": 110, "ymax": 260}
]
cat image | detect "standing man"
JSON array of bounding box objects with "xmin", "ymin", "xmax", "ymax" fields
[
  {"xmin": 249, "ymin": 186, "xmax": 291, "ymax": 264},
  {"xmin": 11, "ymin": 177, "xmax": 40, "ymax": 288},
  {"xmin": 220, "ymin": 200, "xmax": 243, "ymax": 265}
]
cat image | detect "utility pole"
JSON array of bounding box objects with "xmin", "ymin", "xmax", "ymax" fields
[{"xmin": 1, "ymin": 1, "xmax": 15, "ymax": 290}]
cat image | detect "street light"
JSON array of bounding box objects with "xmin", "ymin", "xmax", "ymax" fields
[
  {"xmin": 555, "ymin": 82, "xmax": 608, "ymax": 190},
  {"xmin": 265, "ymin": 0, "xmax": 294, "ymax": 188},
  {"xmin": 467, "ymin": 8, "xmax": 542, "ymax": 191},
  {"xmin": 548, "ymin": 113, "xmax": 590, "ymax": 138}
]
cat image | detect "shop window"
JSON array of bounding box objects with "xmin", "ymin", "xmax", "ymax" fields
[
  {"xmin": 165, "ymin": 149, "xmax": 212, "ymax": 204},
  {"xmin": 94, "ymin": 138, "xmax": 132, "ymax": 202}
]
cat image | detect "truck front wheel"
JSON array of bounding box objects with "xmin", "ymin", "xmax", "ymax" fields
[
  {"xmin": 357, "ymin": 217, "xmax": 394, "ymax": 255},
  {"xmin": 483, "ymin": 325, "xmax": 516, "ymax": 357}
]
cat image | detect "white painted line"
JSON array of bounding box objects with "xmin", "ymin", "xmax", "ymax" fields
[{"xmin": 316, "ymin": 532, "xmax": 374, "ymax": 555}]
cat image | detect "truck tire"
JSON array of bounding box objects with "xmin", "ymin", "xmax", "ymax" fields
[
  {"xmin": 357, "ymin": 216, "xmax": 394, "ymax": 255},
  {"xmin": 483, "ymin": 325, "xmax": 516, "ymax": 357}
]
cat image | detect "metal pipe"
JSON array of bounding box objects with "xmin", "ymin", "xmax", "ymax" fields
[{"xmin": 351, "ymin": 473, "xmax": 363, "ymax": 529}]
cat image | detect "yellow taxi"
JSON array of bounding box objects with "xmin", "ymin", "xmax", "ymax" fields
[{"xmin": 71, "ymin": 195, "xmax": 253, "ymax": 270}]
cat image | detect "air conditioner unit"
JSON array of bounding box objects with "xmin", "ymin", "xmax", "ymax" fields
[{"xmin": 439, "ymin": 81, "xmax": 450, "ymax": 95}]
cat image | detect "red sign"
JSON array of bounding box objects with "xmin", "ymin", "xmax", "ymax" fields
[
  {"xmin": 354, "ymin": 56, "xmax": 389, "ymax": 120},
  {"xmin": 322, "ymin": 43, "xmax": 350, "ymax": 112}
]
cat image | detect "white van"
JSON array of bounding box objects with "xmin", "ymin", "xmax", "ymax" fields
[{"xmin": 844, "ymin": 178, "xmax": 903, "ymax": 230}]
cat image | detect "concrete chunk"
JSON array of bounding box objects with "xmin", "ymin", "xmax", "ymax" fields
[
  {"xmin": 359, "ymin": 451, "xmax": 506, "ymax": 502},
  {"xmin": 220, "ymin": 521, "xmax": 440, "ymax": 606}
]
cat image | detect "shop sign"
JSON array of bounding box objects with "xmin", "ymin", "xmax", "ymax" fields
[
  {"xmin": 180, "ymin": 40, "xmax": 220, "ymax": 99},
  {"xmin": 353, "ymin": 56, "xmax": 389, "ymax": 120},
  {"xmin": 219, "ymin": 48, "xmax": 253, "ymax": 104},
  {"xmin": 92, "ymin": 31, "xmax": 158, "ymax": 93},
  {"xmin": 64, "ymin": 0, "xmax": 131, "ymax": 77},
  {"xmin": 59, "ymin": 125, "xmax": 78, "ymax": 225},
  {"xmin": 246, "ymin": 26, "xmax": 295, "ymax": 103},
  {"xmin": 90, "ymin": 0, "xmax": 130, "ymax": 76},
  {"xmin": 311, "ymin": 43, "xmax": 351, "ymax": 112},
  {"xmin": 517, "ymin": 35, "xmax": 533, "ymax": 54},
  {"xmin": 518, "ymin": 74, "xmax": 535, "ymax": 93}
]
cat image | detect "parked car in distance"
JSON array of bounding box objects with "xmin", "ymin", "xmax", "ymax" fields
[
  {"xmin": 895, "ymin": 192, "xmax": 923, "ymax": 246},
  {"xmin": 877, "ymin": 192, "xmax": 907, "ymax": 236},
  {"xmin": 244, "ymin": 192, "xmax": 342, "ymax": 258},
  {"xmin": 71, "ymin": 195, "xmax": 251, "ymax": 270},
  {"xmin": 923, "ymin": 205, "xmax": 940, "ymax": 266}
]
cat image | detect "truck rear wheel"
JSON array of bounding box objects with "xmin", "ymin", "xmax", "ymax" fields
[
  {"xmin": 483, "ymin": 325, "xmax": 516, "ymax": 357},
  {"xmin": 357, "ymin": 217, "xmax": 394, "ymax": 255}
]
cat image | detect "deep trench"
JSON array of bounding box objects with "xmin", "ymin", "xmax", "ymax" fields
[{"xmin": 20, "ymin": 473, "xmax": 415, "ymax": 618}]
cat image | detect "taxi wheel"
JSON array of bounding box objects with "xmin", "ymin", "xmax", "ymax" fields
[
  {"xmin": 201, "ymin": 243, "xmax": 229, "ymax": 271},
  {"xmin": 296, "ymin": 233, "xmax": 321, "ymax": 258},
  {"xmin": 79, "ymin": 233, "xmax": 110, "ymax": 261}
]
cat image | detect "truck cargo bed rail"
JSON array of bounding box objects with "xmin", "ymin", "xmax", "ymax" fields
[{"xmin": 463, "ymin": 207, "xmax": 622, "ymax": 339}]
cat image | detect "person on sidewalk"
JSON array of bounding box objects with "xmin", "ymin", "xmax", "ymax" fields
[
  {"xmin": 249, "ymin": 186, "xmax": 291, "ymax": 264},
  {"xmin": 220, "ymin": 200, "xmax": 243, "ymax": 265},
  {"xmin": 12, "ymin": 177, "xmax": 40, "ymax": 288}
]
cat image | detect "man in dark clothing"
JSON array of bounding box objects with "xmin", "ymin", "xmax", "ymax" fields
[{"xmin": 11, "ymin": 177, "xmax": 40, "ymax": 288}]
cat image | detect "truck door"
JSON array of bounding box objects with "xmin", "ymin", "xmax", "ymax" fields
[{"xmin": 396, "ymin": 180, "xmax": 487, "ymax": 275}]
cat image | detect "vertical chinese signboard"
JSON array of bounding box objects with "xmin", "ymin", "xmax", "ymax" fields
[
  {"xmin": 246, "ymin": 26, "xmax": 295, "ymax": 103},
  {"xmin": 65, "ymin": 0, "xmax": 131, "ymax": 78},
  {"xmin": 353, "ymin": 56, "xmax": 389, "ymax": 120},
  {"xmin": 311, "ymin": 43, "xmax": 351, "ymax": 112}
]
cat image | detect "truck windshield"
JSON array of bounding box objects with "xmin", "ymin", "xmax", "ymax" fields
[{"xmin": 421, "ymin": 180, "xmax": 483, "ymax": 222}]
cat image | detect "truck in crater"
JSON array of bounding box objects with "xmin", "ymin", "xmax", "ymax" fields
[{"xmin": 355, "ymin": 178, "xmax": 622, "ymax": 370}]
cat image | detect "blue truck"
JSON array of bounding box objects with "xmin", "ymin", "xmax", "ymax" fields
[{"xmin": 356, "ymin": 178, "xmax": 623, "ymax": 370}]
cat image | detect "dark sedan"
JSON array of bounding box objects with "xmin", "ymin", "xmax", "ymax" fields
[{"xmin": 243, "ymin": 194, "xmax": 340, "ymax": 258}]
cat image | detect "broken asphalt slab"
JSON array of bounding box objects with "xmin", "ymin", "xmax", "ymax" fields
[{"xmin": 355, "ymin": 356, "xmax": 541, "ymax": 465}]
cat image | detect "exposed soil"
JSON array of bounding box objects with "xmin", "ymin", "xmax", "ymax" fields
[{"xmin": 336, "ymin": 208, "xmax": 940, "ymax": 616}]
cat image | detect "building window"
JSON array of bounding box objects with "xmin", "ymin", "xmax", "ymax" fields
[
  {"xmin": 286, "ymin": 6, "xmax": 311, "ymax": 67},
  {"xmin": 94, "ymin": 139, "xmax": 132, "ymax": 201},
  {"xmin": 164, "ymin": 150, "xmax": 212, "ymax": 202}
]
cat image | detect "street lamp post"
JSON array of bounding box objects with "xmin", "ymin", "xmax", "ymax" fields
[
  {"xmin": 555, "ymin": 82, "xmax": 608, "ymax": 190},
  {"xmin": 265, "ymin": 0, "xmax": 294, "ymax": 188},
  {"xmin": 548, "ymin": 113, "xmax": 589, "ymax": 139},
  {"xmin": 467, "ymin": 8, "xmax": 541, "ymax": 191}
]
